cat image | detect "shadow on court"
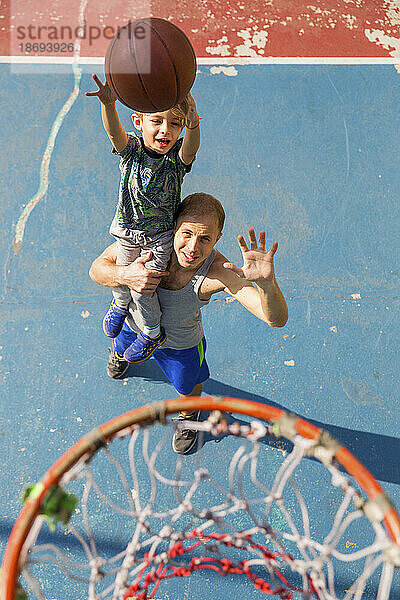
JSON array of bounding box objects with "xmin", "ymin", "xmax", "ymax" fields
[{"xmin": 125, "ymin": 359, "xmax": 400, "ymax": 486}]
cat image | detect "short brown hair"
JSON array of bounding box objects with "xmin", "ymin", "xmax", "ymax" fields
[
  {"xmin": 176, "ymin": 193, "xmax": 225, "ymax": 233},
  {"xmin": 134, "ymin": 105, "xmax": 185, "ymax": 127}
]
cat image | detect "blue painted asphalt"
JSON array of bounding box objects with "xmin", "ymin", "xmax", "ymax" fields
[{"xmin": 0, "ymin": 63, "xmax": 399, "ymax": 598}]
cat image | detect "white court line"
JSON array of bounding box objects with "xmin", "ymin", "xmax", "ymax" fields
[
  {"xmin": 1, "ymin": 55, "xmax": 400, "ymax": 65},
  {"xmin": 11, "ymin": 0, "xmax": 89, "ymax": 253}
]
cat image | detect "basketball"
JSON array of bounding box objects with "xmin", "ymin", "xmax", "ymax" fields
[{"xmin": 104, "ymin": 18, "xmax": 197, "ymax": 112}]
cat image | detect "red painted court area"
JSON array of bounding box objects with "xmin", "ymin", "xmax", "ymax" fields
[{"xmin": 1, "ymin": 0, "xmax": 400, "ymax": 59}]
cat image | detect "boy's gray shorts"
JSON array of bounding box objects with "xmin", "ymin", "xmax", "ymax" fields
[{"xmin": 110, "ymin": 222, "xmax": 174, "ymax": 271}]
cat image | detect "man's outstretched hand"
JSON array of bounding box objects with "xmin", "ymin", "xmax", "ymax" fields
[{"xmin": 223, "ymin": 228, "xmax": 278, "ymax": 284}]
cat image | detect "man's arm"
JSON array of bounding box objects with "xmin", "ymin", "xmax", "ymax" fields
[
  {"xmin": 210, "ymin": 229, "xmax": 288, "ymax": 327},
  {"xmin": 86, "ymin": 74, "xmax": 128, "ymax": 153},
  {"xmin": 178, "ymin": 92, "xmax": 200, "ymax": 165},
  {"xmin": 89, "ymin": 243, "xmax": 169, "ymax": 294}
]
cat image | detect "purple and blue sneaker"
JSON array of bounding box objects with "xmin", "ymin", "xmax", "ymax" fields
[
  {"xmin": 123, "ymin": 327, "xmax": 167, "ymax": 363},
  {"xmin": 103, "ymin": 300, "xmax": 129, "ymax": 338}
]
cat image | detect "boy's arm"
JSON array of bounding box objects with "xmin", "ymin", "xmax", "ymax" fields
[
  {"xmin": 86, "ymin": 74, "xmax": 128, "ymax": 153},
  {"xmin": 209, "ymin": 230, "xmax": 288, "ymax": 327},
  {"xmin": 178, "ymin": 92, "xmax": 200, "ymax": 165}
]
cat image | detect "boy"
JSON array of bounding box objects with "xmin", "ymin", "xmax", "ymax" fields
[{"xmin": 86, "ymin": 75, "xmax": 200, "ymax": 363}]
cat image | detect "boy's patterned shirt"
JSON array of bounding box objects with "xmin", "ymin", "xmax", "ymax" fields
[{"xmin": 112, "ymin": 132, "xmax": 192, "ymax": 233}]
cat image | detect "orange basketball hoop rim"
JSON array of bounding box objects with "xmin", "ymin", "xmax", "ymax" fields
[{"xmin": 2, "ymin": 396, "xmax": 400, "ymax": 600}]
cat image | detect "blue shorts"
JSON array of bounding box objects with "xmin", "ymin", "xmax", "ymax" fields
[{"xmin": 113, "ymin": 322, "xmax": 210, "ymax": 395}]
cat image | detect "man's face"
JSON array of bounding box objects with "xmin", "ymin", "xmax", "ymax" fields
[
  {"xmin": 133, "ymin": 111, "xmax": 184, "ymax": 154},
  {"xmin": 174, "ymin": 214, "xmax": 222, "ymax": 270}
]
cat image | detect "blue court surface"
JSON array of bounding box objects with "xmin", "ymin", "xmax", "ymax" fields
[{"xmin": 1, "ymin": 62, "xmax": 399, "ymax": 598}]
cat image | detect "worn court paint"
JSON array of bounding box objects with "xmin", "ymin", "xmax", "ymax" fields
[
  {"xmin": 1, "ymin": 0, "xmax": 400, "ymax": 58},
  {"xmin": 12, "ymin": 0, "xmax": 88, "ymax": 253},
  {"xmin": 12, "ymin": 63, "xmax": 82, "ymax": 252}
]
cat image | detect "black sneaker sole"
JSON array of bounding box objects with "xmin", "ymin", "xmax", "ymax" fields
[
  {"xmin": 172, "ymin": 411, "xmax": 200, "ymax": 454},
  {"xmin": 172, "ymin": 429, "xmax": 198, "ymax": 454},
  {"xmin": 107, "ymin": 363, "xmax": 129, "ymax": 379},
  {"xmin": 107, "ymin": 350, "xmax": 130, "ymax": 379}
]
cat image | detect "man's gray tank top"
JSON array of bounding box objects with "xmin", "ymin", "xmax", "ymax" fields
[{"xmin": 126, "ymin": 249, "xmax": 217, "ymax": 349}]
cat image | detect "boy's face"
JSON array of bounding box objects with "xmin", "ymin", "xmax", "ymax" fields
[{"xmin": 132, "ymin": 110, "xmax": 184, "ymax": 154}]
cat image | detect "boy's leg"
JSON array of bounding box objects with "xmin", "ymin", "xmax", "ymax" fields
[
  {"xmin": 123, "ymin": 231, "xmax": 173, "ymax": 363},
  {"xmin": 113, "ymin": 235, "xmax": 141, "ymax": 304},
  {"xmin": 103, "ymin": 238, "xmax": 140, "ymax": 338},
  {"xmin": 129, "ymin": 290, "xmax": 162, "ymax": 334}
]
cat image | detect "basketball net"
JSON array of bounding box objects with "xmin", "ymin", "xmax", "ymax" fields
[{"xmin": 1, "ymin": 397, "xmax": 400, "ymax": 600}]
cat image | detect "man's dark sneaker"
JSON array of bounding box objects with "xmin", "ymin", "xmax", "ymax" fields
[
  {"xmin": 107, "ymin": 347, "xmax": 129, "ymax": 379},
  {"xmin": 103, "ymin": 299, "xmax": 129, "ymax": 338},
  {"xmin": 123, "ymin": 327, "xmax": 167, "ymax": 363},
  {"xmin": 172, "ymin": 411, "xmax": 200, "ymax": 454}
]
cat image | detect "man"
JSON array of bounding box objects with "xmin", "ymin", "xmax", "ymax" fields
[{"xmin": 89, "ymin": 192, "xmax": 288, "ymax": 453}]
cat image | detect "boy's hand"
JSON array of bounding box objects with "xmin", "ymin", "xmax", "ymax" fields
[
  {"xmin": 86, "ymin": 74, "xmax": 117, "ymax": 105},
  {"xmin": 177, "ymin": 92, "xmax": 199, "ymax": 128}
]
